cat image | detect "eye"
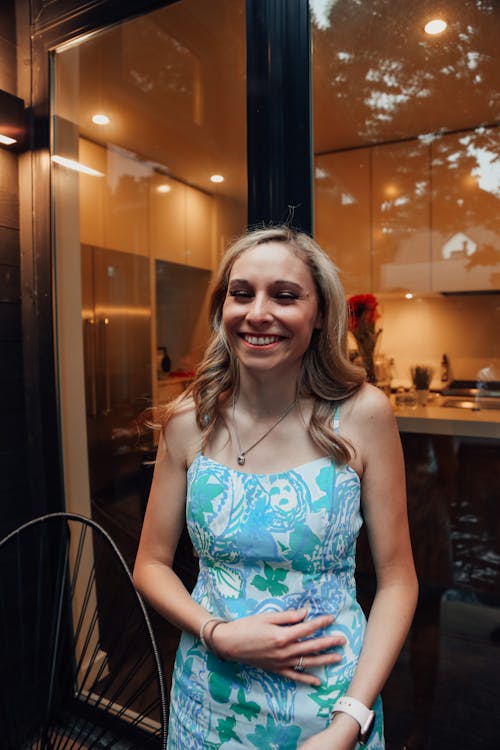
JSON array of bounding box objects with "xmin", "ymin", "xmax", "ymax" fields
[
  {"xmin": 274, "ymin": 291, "xmax": 299, "ymax": 302},
  {"xmin": 228, "ymin": 289, "xmax": 253, "ymax": 300}
]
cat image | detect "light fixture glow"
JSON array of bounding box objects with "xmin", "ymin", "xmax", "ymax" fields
[
  {"xmin": 384, "ymin": 183, "xmax": 399, "ymax": 198},
  {"xmin": 424, "ymin": 19, "xmax": 447, "ymax": 35},
  {"xmin": 210, "ymin": 174, "xmax": 224, "ymax": 183},
  {"xmin": 156, "ymin": 184, "xmax": 172, "ymax": 193},
  {"xmin": 0, "ymin": 134, "xmax": 17, "ymax": 145},
  {"xmin": 51, "ymin": 155, "xmax": 104, "ymax": 176},
  {"xmin": 405, "ymin": 293, "xmax": 414, "ymax": 300},
  {"xmin": 92, "ymin": 113, "xmax": 110, "ymax": 125}
]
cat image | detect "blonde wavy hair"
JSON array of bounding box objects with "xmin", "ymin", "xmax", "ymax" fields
[{"xmin": 158, "ymin": 225, "xmax": 365, "ymax": 464}]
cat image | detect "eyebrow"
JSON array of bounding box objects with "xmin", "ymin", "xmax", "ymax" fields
[{"xmin": 228, "ymin": 278, "xmax": 305, "ymax": 290}]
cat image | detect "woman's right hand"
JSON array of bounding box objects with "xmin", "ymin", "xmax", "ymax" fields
[{"xmin": 209, "ymin": 608, "xmax": 345, "ymax": 685}]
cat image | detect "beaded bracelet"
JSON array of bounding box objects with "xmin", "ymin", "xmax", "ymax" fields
[{"xmin": 199, "ymin": 616, "xmax": 227, "ymax": 650}]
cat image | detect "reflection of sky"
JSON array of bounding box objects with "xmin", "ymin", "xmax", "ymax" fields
[
  {"xmin": 444, "ymin": 135, "xmax": 500, "ymax": 199},
  {"xmin": 459, "ymin": 137, "xmax": 500, "ymax": 199},
  {"xmin": 310, "ymin": 0, "xmax": 338, "ymax": 30}
]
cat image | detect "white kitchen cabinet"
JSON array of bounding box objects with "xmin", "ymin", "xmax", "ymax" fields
[
  {"xmin": 79, "ymin": 139, "xmax": 106, "ymax": 248},
  {"xmin": 150, "ymin": 175, "xmax": 213, "ymax": 269},
  {"xmin": 79, "ymin": 138, "xmax": 214, "ymax": 269},
  {"xmin": 314, "ymin": 150, "xmax": 371, "ymax": 295},
  {"xmin": 149, "ymin": 173, "xmax": 187, "ymax": 265},
  {"xmin": 79, "ymin": 139, "xmax": 149, "ymax": 256},
  {"xmin": 372, "ymin": 140, "xmax": 432, "ymax": 293},
  {"xmin": 430, "ymin": 130, "xmax": 500, "ymax": 292},
  {"xmin": 185, "ymin": 186, "xmax": 213, "ymax": 270},
  {"xmin": 102, "ymin": 147, "xmax": 149, "ymax": 257}
]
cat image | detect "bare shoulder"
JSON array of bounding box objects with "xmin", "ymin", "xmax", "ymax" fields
[
  {"xmin": 340, "ymin": 384, "xmax": 399, "ymax": 474},
  {"xmin": 343, "ymin": 382, "xmax": 395, "ymax": 429},
  {"xmin": 160, "ymin": 397, "xmax": 201, "ymax": 467}
]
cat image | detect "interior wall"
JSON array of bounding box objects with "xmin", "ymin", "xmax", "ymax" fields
[
  {"xmin": 377, "ymin": 294, "xmax": 500, "ymax": 388},
  {"xmin": 0, "ymin": 0, "xmax": 29, "ymax": 537}
]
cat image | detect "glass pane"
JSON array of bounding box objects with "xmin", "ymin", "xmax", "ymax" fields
[
  {"xmin": 51, "ymin": 0, "xmax": 246, "ymax": 733},
  {"xmin": 312, "ymin": 4, "xmax": 500, "ymax": 750}
]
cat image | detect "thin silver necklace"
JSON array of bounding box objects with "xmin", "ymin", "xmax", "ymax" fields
[{"xmin": 232, "ymin": 393, "xmax": 298, "ymax": 466}]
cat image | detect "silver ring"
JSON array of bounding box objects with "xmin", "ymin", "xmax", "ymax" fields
[{"xmin": 293, "ymin": 655, "xmax": 305, "ymax": 673}]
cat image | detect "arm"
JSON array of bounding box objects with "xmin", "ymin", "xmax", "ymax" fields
[
  {"xmin": 300, "ymin": 385, "xmax": 418, "ymax": 749},
  {"xmin": 133, "ymin": 408, "xmax": 210, "ymax": 634},
  {"xmin": 134, "ymin": 407, "xmax": 346, "ymax": 686}
]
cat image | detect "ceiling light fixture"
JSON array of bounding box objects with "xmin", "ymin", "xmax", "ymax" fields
[
  {"xmin": 424, "ymin": 18, "xmax": 447, "ymax": 35},
  {"xmin": 92, "ymin": 114, "xmax": 110, "ymax": 125},
  {"xmin": 405, "ymin": 293, "xmax": 414, "ymax": 300},
  {"xmin": 210, "ymin": 174, "xmax": 224, "ymax": 183},
  {"xmin": 156, "ymin": 184, "xmax": 172, "ymax": 193},
  {"xmin": 0, "ymin": 134, "xmax": 17, "ymax": 145},
  {"xmin": 51, "ymin": 155, "xmax": 104, "ymax": 177}
]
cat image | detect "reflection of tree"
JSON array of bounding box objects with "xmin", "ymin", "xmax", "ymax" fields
[
  {"xmin": 373, "ymin": 127, "xmax": 500, "ymax": 270},
  {"xmin": 431, "ymin": 128, "xmax": 500, "ymax": 274},
  {"xmin": 313, "ymin": 0, "xmax": 500, "ymax": 150},
  {"xmin": 464, "ymin": 243, "xmax": 500, "ymax": 269}
]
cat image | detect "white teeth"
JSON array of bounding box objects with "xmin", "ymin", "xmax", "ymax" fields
[{"xmin": 243, "ymin": 335, "xmax": 280, "ymax": 345}]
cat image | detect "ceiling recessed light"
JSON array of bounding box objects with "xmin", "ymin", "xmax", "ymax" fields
[
  {"xmin": 0, "ymin": 134, "xmax": 17, "ymax": 145},
  {"xmin": 384, "ymin": 183, "xmax": 399, "ymax": 198},
  {"xmin": 405, "ymin": 293, "xmax": 414, "ymax": 300},
  {"xmin": 156, "ymin": 184, "xmax": 172, "ymax": 193},
  {"xmin": 210, "ymin": 174, "xmax": 224, "ymax": 183},
  {"xmin": 92, "ymin": 114, "xmax": 110, "ymax": 125},
  {"xmin": 424, "ymin": 19, "xmax": 447, "ymax": 35}
]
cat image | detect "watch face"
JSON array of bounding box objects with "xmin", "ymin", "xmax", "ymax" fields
[{"xmin": 359, "ymin": 712, "xmax": 375, "ymax": 745}]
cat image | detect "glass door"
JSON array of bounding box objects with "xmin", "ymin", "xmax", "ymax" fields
[
  {"xmin": 51, "ymin": 0, "xmax": 247, "ymax": 730},
  {"xmin": 311, "ymin": 4, "xmax": 500, "ymax": 749}
]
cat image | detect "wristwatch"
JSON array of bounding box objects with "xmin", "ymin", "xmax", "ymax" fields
[{"xmin": 331, "ymin": 696, "xmax": 375, "ymax": 746}]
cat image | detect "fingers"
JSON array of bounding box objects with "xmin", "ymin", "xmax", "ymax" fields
[
  {"xmin": 286, "ymin": 615, "xmax": 346, "ymax": 646},
  {"xmin": 266, "ymin": 609, "xmax": 345, "ymax": 642},
  {"xmin": 277, "ymin": 649, "xmax": 343, "ymax": 686},
  {"xmin": 279, "ymin": 667, "xmax": 322, "ymax": 686},
  {"xmin": 264, "ymin": 607, "xmax": 310, "ymax": 625}
]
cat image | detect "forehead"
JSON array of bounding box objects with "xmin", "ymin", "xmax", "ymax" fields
[{"xmin": 229, "ymin": 241, "xmax": 313, "ymax": 283}]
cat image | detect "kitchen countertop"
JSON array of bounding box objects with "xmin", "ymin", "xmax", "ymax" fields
[{"xmin": 392, "ymin": 395, "xmax": 500, "ymax": 439}]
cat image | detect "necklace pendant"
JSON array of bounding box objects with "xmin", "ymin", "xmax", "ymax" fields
[{"xmin": 237, "ymin": 452, "xmax": 246, "ymax": 466}]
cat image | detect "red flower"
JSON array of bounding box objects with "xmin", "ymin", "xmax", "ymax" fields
[{"xmin": 348, "ymin": 294, "xmax": 380, "ymax": 331}]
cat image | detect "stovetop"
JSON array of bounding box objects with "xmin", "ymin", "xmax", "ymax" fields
[{"xmin": 441, "ymin": 380, "xmax": 500, "ymax": 397}]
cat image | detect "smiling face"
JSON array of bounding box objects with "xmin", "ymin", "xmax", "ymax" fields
[{"xmin": 222, "ymin": 242, "xmax": 322, "ymax": 378}]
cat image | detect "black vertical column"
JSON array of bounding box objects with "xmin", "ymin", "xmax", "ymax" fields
[{"xmin": 246, "ymin": 0, "xmax": 312, "ymax": 233}]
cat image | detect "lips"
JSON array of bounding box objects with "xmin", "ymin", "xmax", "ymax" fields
[{"xmin": 239, "ymin": 334, "xmax": 283, "ymax": 346}]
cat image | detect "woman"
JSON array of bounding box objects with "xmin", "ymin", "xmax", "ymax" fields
[{"xmin": 133, "ymin": 226, "xmax": 418, "ymax": 749}]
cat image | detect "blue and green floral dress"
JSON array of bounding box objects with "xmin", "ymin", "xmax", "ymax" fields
[{"xmin": 167, "ymin": 415, "xmax": 384, "ymax": 749}]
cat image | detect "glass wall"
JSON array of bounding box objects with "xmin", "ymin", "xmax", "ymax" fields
[
  {"xmin": 312, "ymin": 3, "xmax": 499, "ymax": 749},
  {"xmin": 51, "ymin": 0, "xmax": 246, "ymax": 730}
]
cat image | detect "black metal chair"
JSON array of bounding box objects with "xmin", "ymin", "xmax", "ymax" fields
[{"xmin": 0, "ymin": 512, "xmax": 167, "ymax": 749}]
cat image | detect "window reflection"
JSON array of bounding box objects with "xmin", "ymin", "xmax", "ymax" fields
[
  {"xmin": 52, "ymin": 0, "xmax": 246, "ymax": 734},
  {"xmin": 312, "ymin": 3, "xmax": 500, "ymax": 749}
]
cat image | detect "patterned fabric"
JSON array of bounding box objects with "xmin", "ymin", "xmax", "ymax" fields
[{"xmin": 167, "ymin": 417, "xmax": 384, "ymax": 749}]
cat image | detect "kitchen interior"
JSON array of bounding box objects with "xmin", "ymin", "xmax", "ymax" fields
[{"xmin": 51, "ymin": 0, "xmax": 499, "ymax": 748}]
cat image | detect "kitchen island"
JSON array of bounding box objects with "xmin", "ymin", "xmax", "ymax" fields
[{"xmin": 392, "ymin": 394, "xmax": 500, "ymax": 439}]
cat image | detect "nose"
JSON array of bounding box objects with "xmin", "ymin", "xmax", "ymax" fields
[{"xmin": 245, "ymin": 293, "xmax": 273, "ymax": 325}]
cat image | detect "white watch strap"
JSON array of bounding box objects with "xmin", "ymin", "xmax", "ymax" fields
[{"xmin": 331, "ymin": 695, "xmax": 375, "ymax": 737}]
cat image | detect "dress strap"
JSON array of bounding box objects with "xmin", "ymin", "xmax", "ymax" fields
[{"xmin": 333, "ymin": 403, "xmax": 341, "ymax": 433}]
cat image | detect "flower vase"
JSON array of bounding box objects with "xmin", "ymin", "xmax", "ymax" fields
[
  {"xmin": 354, "ymin": 330, "xmax": 382, "ymax": 385},
  {"xmin": 358, "ymin": 340, "xmax": 377, "ymax": 384},
  {"xmin": 348, "ymin": 293, "xmax": 382, "ymax": 385}
]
